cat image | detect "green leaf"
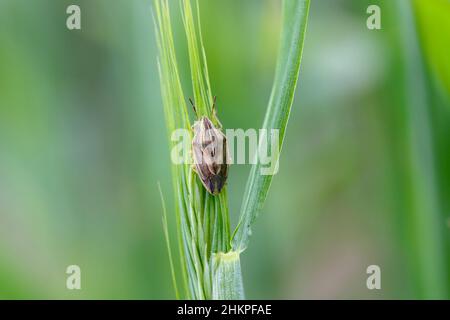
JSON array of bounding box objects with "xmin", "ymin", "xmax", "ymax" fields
[
  {"xmin": 395, "ymin": 0, "xmax": 448, "ymax": 299},
  {"xmin": 158, "ymin": 182, "xmax": 180, "ymax": 300},
  {"xmin": 212, "ymin": 251, "xmax": 245, "ymax": 300},
  {"xmin": 413, "ymin": 0, "xmax": 450, "ymax": 99},
  {"xmin": 154, "ymin": 0, "xmax": 233, "ymax": 299},
  {"xmin": 232, "ymin": 0, "xmax": 310, "ymax": 251}
]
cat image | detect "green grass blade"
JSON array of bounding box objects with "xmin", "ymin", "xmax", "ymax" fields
[
  {"xmin": 158, "ymin": 182, "xmax": 180, "ymax": 299},
  {"xmin": 181, "ymin": 0, "xmax": 213, "ymax": 118},
  {"xmin": 396, "ymin": 0, "xmax": 448, "ymax": 299},
  {"xmin": 154, "ymin": 0, "xmax": 234, "ymax": 299},
  {"xmin": 232, "ymin": 0, "xmax": 310, "ymax": 251},
  {"xmin": 212, "ymin": 251, "xmax": 245, "ymax": 300},
  {"xmin": 153, "ymin": 0, "xmax": 194, "ymax": 298}
]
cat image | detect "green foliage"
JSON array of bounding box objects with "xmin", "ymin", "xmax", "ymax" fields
[
  {"xmin": 154, "ymin": 0, "xmax": 234, "ymax": 299},
  {"xmin": 413, "ymin": 0, "xmax": 450, "ymax": 98},
  {"xmin": 395, "ymin": 0, "xmax": 448, "ymax": 299},
  {"xmin": 232, "ymin": 0, "xmax": 311, "ymax": 251},
  {"xmin": 154, "ymin": 0, "xmax": 310, "ymax": 299}
]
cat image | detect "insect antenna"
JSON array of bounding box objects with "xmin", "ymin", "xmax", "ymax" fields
[
  {"xmin": 189, "ymin": 98, "xmax": 197, "ymax": 116},
  {"xmin": 211, "ymin": 96, "xmax": 223, "ymax": 128},
  {"xmin": 212, "ymin": 96, "xmax": 217, "ymax": 115}
]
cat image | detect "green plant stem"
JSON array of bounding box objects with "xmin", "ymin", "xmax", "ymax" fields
[
  {"xmin": 155, "ymin": 0, "xmax": 310, "ymax": 299},
  {"xmin": 212, "ymin": 251, "xmax": 245, "ymax": 299},
  {"xmin": 233, "ymin": 0, "xmax": 310, "ymax": 252},
  {"xmin": 396, "ymin": 0, "xmax": 447, "ymax": 299}
]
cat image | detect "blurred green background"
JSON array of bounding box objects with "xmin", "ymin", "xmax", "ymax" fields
[{"xmin": 0, "ymin": 0, "xmax": 449, "ymax": 299}]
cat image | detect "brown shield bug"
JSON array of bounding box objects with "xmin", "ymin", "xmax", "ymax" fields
[{"xmin": 190, "ymin": 96, "xmax": 229, "ymax": 195}]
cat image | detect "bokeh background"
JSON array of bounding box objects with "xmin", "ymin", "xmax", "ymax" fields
[{"xmin": 0, "ymin": 0, "xmax": 449, "ymax": 299}]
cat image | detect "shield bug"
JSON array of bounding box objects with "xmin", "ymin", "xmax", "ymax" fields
[{"xmin": 190, "ymin": 97, "xmax": 229, "ymax": 195}]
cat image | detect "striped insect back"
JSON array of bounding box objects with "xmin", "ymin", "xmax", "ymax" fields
[{"xmin": 191, "ymin": 98, "xmax": 229, "ymax": 195}]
